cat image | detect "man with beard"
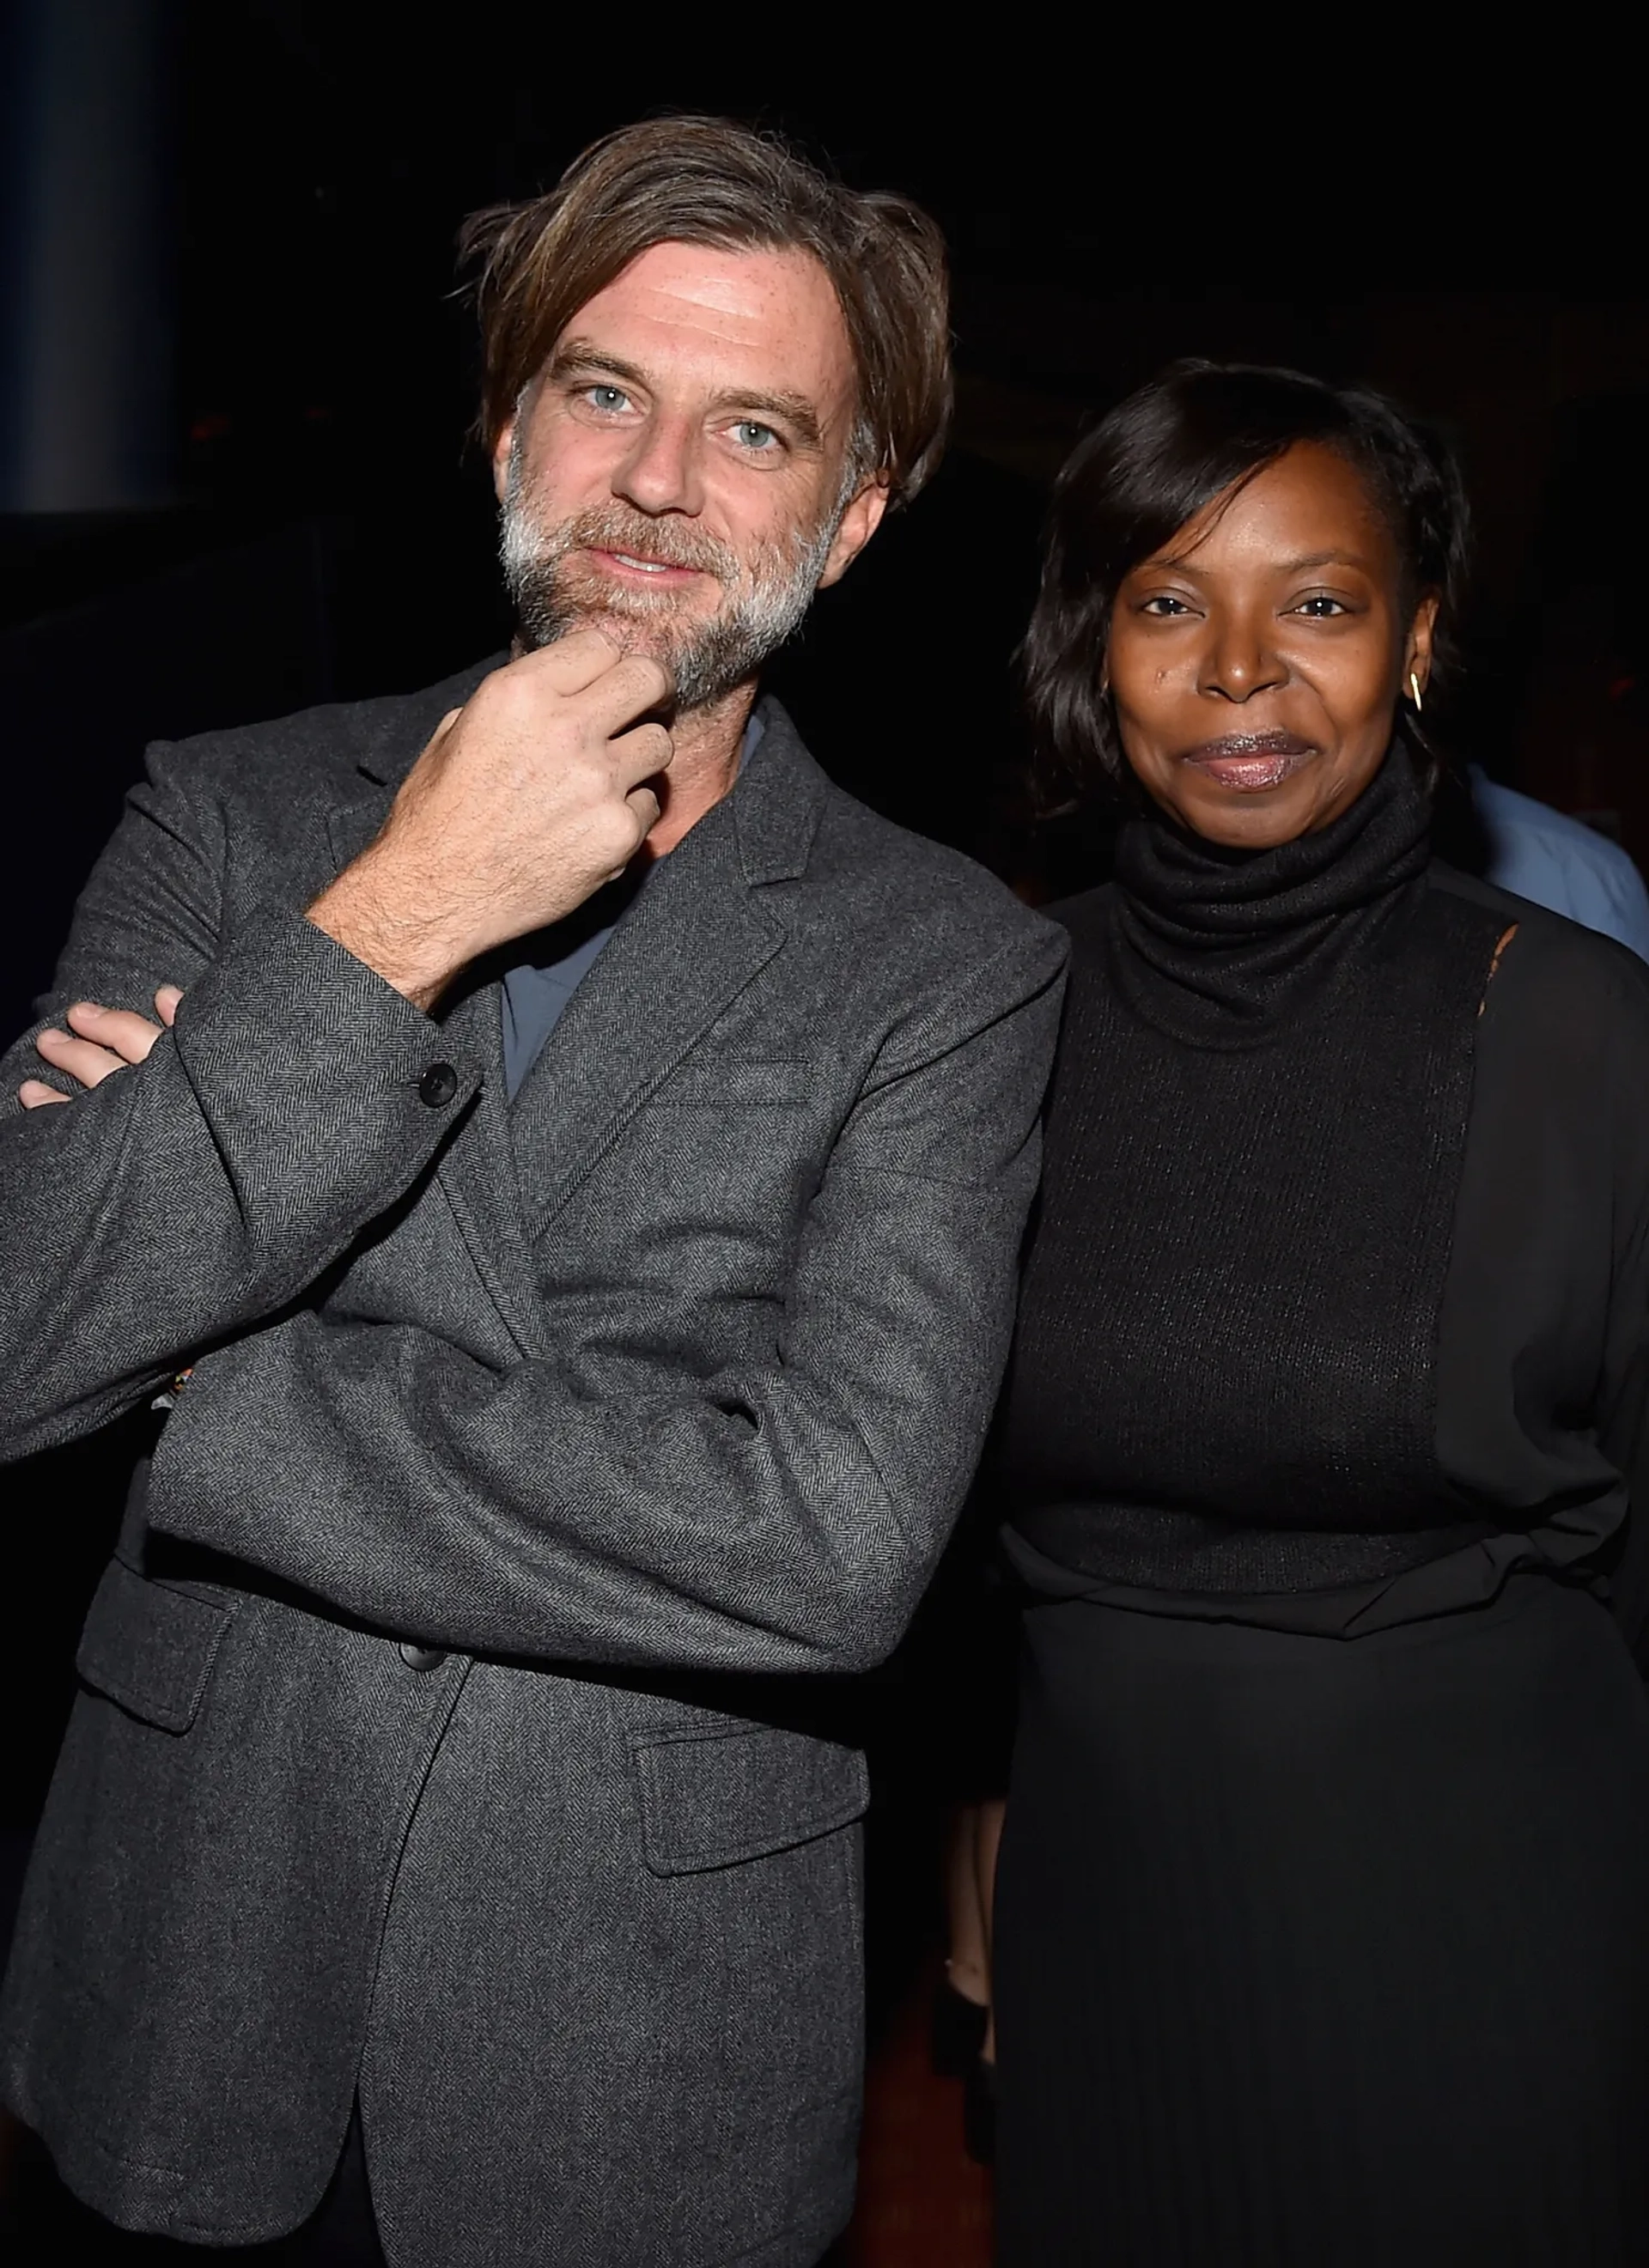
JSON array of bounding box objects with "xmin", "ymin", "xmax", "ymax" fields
[{"xmin": 0, "ymin": 117, "xmax": 1064, "ymax": 2267}]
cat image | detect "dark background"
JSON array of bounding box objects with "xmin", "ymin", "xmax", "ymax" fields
[{"xmin": 4, "ymin": 8, "xmax": 1648, "ymax": 1943}]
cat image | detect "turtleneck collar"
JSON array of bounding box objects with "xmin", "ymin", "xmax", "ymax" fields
[{"xmin": 1110, "ymin": 737, "xmax": 1432, "ymax": 1047}]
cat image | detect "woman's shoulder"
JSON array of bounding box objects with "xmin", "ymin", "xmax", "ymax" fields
[{"xmin": 1430, "ymin": 860, "xmax": 1649, "ymax": 1043}]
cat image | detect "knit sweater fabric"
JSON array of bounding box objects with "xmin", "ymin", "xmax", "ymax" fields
[{"xmin": 1001, "ymin": 745, "xmax": 1516, "ymax": 1596}]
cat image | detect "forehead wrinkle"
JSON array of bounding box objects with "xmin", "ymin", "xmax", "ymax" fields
[
  {"xmin": 604, "ymin": 239, "xmax": 840, "ymax": 325},
  {"xmin": 565, "ymin": 240, "xmax": 855, "ymax": 387}
]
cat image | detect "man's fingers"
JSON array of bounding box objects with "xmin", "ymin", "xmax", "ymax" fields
[
  {"xmin": 584, "ymin": 654, "xmax": 674, "ymax": 737},
  {"xmin": 623, "ymin": 784, "xmax": 663, "ymax": 839},
  {"xmin": 24, "ymin": 994, "xmax": 178, "ymax": 1103},
  {"xmin": 33, "ymin": 1028, "xmax": 129, "ymax": 1089},
  {"xmin": 506, "ymin": 637, "xmax": 672, "ymax": 727},
  {"xmin": 512, "ymin": 628, "xmax": 626, "ymax": 696},
  {"xmin": 64, "ymin": 1000, "xmax": 167, "ymax": 1064},
  {"xmin": 608, "ymin": 720, "xmax": 673, "ymax": 790}
]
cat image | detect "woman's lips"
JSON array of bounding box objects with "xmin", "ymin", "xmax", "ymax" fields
[{"xmin": 1180, "ymin": 733, "xmax": 1317, "ymax": 792}]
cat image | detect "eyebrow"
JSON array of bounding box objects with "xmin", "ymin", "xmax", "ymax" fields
[
  {"xmin": 549, "ymin": 339, "xmax": 826, "ymax": 453},
  {"xmin": 1146, "ymin": 545, "xmax": 1378, "ymax": 578},
  {"xmin": 1274, "ymin": 549, "xmax": 1378, "ymax": 575}
]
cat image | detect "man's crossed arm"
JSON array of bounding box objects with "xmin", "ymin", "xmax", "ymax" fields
[
  {"xmin": 1, "ymin": 635, "xmax": 673, "ymax": 1456},
  {"xmin": 14, "ymin": 910, "xmax": 1065, "ymax": 1678},
  {"xmin": 3, "ymin": 628, "xmax": 1066, "ymax": 1671}
]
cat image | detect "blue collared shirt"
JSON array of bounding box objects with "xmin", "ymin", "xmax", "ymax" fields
[{"xmin": 1471, "ymin": 766, "xmax": 1649, "ymax": 963}]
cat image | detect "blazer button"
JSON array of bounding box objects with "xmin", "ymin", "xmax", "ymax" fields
[
  {"xmin": 417, "ymin": 1062, "xmax": 459, "ymax": 1108},
  {"xmin": 399, "ymin": 1643, "xmax": 447, "ymax": 1673}
]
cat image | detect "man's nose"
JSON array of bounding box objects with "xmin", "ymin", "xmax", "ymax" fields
[
  {"xmin": 612, "ymin": 413, "xmax": 704, "ymax": 518},
  {"xmin": 1199, "ymin": 613, "xmax": 1287, "ymax": 702}
]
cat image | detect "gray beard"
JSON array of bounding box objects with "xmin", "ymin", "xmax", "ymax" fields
[{"xmin": 499, "ymin": 465, "xmax": 838, "ymax": 714}]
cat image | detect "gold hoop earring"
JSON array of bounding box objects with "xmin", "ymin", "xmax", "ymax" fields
[{"xmin": 1409, "ymin": 672, "xmax": 1424, "ymax": 714}]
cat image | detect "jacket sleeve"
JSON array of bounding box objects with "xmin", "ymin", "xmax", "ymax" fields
[
  {"xmin": 147, "ymin": 926, "xmax": 1068, "ymax": 1676},
  {"xmin": 1597, "ymin": 952, "xmax": 1649, "ymax": 1669},
  {"xmin": 0, "ymin": 739, "xmax": 482, "ymax": 1461}
]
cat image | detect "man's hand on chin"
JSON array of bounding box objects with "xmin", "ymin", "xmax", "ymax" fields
[
  {"xmin": 20, "ymin": 984, "xmax": 183, "ymax": 1108},
  {"xmin": 306, "ymin": 629, "xmax": 675, "ymax": 1013}
]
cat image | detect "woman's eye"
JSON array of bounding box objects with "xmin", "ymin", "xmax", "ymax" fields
[
  {"xmin": 732, "ymin": 420, "xmax": 780, "ymax": 452},
  {"xmin": 1294, "ymin": 595, "xmax": 1348, "ymax": 617},
  {"xmin": 1141, "ymin": 595, "xmax": 1191, "ymax": 617}
]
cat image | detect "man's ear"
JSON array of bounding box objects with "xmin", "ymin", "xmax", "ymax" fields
[
  {"xmin": 490, "ymin": 417, "xmax": 517, "ymax": 506},
  {"xmin": 817, "ymin": 476, "xmax": 891, "ymax": 590},
  {"xmin": 1404, "ymin": 590, "xmax": 1440, "ymax": 701}
]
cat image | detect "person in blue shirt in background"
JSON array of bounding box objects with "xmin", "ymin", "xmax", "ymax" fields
[{"xmin": 1473, "ymin": 764, "xmax": 1649, "ymax": 959}]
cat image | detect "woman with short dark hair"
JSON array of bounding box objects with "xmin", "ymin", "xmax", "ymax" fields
[{"xmin": 992, "ymin": 362, "xmax": 1649, "ymax": 2263}]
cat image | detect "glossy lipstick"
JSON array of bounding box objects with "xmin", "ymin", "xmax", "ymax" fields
[{"xmin": 1181, "ymin": 731, "xmax": 1317, "ymax": 792}]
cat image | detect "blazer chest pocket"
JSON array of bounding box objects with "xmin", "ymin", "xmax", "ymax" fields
[
  {"xmin": 648, "ymin": 1056, "xmax": 817, "ymax": 1110},
  {"xmin": 630, "ymin": 1723, "xmax": 869, "ymax": 1876},
  {"xmin": 76, "ymin": 1556, "xmax": 237, "ymax": 1734},
  {"xmin": 609, "ymin": 1057, "xmax": 829, "ymax": 1230}
]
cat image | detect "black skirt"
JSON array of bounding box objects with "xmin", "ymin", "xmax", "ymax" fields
[{"xmin": 993, "ymin": 1575, "xmax": 1649, "ymax": 2267}]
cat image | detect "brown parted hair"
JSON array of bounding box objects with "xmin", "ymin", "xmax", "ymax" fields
[{"xmin": 459, "ymin": 114, "xmax": 952, "ymax": 508}]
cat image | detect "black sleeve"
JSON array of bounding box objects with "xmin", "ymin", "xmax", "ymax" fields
[{"xmin": 1595, "ymin": 948, "xmax": 1649, "ymax": 1669}]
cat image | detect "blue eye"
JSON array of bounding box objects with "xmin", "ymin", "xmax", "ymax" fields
[
  {"xmin": 733, "ymin": 420, "xmax": 779, "ymax": 451},
  {"xmin": 585, "ymin": 385, "xmax": 630, "ymax": 413}
]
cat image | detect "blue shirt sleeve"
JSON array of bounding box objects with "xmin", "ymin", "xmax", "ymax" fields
[{"xmin": 1471, "ymin": 771, "xmax": 1649, "ymax": 963}]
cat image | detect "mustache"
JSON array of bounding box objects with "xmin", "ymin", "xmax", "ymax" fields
[{"xmin": 537, "ymin": 506, "xmax": 738, "ymax": 583}]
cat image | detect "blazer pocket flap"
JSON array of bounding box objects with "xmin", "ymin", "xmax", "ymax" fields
[
  {"xmin": 650, "ymin": 1057, "xmax": 816, "ymax": 1108},
  {"xmin": 76, "ymin": 1557, "xmax": 235, "ymax": 1734},
  {"xmin": 631, "ymin": 1724, "xmax": 869, "ymax": 1875}
]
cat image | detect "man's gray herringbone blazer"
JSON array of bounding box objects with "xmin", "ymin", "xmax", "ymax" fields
[{"xmin": 0, "ymin": 663, "xmax": 1066, "ymax": 2267}]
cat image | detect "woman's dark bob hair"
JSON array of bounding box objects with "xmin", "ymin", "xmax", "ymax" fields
[{"xmin": 1021, "ymin": 360, "xmax": 1470, "ymax": 802}]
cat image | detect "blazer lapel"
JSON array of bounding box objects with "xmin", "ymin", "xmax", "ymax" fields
[
  {"xmin": 509, "ymin": 790, "xmax": 783, "ymax": 1243},
  {"xmin": 320, "ymin": 684, "xmax": 827, "ymax": 1323}
]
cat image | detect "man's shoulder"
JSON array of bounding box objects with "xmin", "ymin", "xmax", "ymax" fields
[
  {"xmin": 153, "ymin": 658, "xmax": 500, "ymax": 812},
  {"xmin": 1474, "ymin": 771, "xmax": 1642, "ymax": 883},
  {"xmin": 1469, "ymin": 770, "xmax": 1649, "ymax": 957},
  {"xmin": 807, "ymin": 781, "xmax": 1062, "ymax": 965},
  {"xmin": 1476, "ymin": 770, "xmax": 1613, "ymax": 844}
]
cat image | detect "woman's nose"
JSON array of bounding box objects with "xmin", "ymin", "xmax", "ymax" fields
[{"xmin": 1199, "ymin": 616, "xmax": 1286, "ymax": 702}]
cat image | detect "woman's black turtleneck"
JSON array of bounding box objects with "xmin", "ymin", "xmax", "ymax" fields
[
  {"xmin": 1107, "ymin": 731, "xmax": 1433, "ymax": 1044},
  {"xmin": 1000, "ymin": 744, "xmax": 1649, "ymax": 1642}
]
